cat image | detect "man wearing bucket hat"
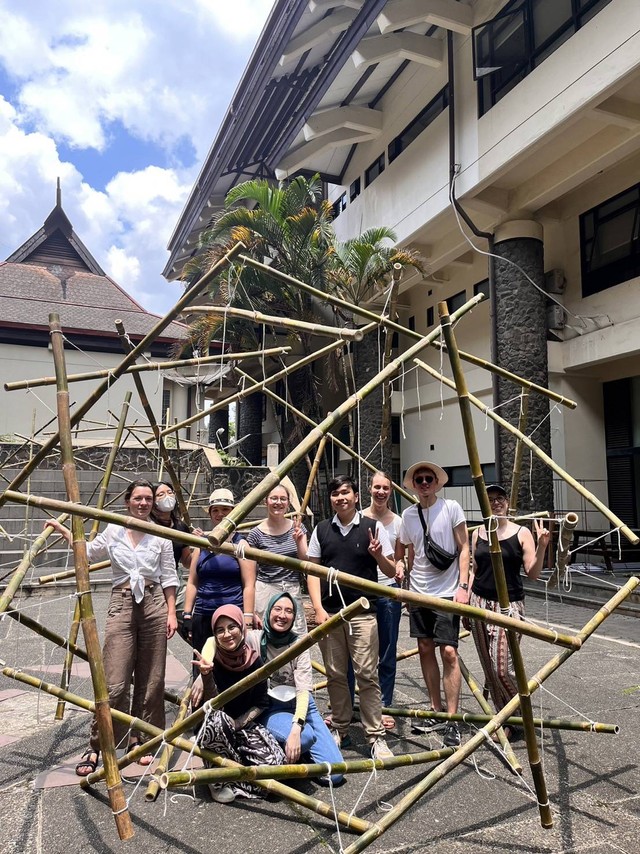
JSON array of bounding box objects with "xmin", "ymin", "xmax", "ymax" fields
[{"xmin": 395, "ymin": 462, "xmax": 469, "ymax": 747}]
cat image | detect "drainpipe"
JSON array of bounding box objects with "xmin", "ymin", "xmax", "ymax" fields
[{"xmin": 446, "ymin": 31, "xmax": 502, "ymax": 483}]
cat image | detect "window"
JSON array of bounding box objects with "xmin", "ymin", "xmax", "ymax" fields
[
  {"xmin": 331, "ymin": 193, "xmax": 347, "ymax": 220},
  {"xmin": 426, "ymin": 306, "xmax": 434, "ymax": 327},
  {"xmin": 408, "ymin": 315, "xmax": 415, "ymax": 331},
  {"xmin": 447, "ymin": 463, "xmax": 497, "ymax": 487},
  {"xmin": 603, "ymin": 377, "xmax": 640, "ymax": 529},
  {"xmin": 474, "ymin": 279, "xmax": 490, "ymax": 299},
  {"xmin": 580, "ymin": 182, "xmax": 640, "ymax": 297},
  {"xmin": 388, "ymin": 86, "xmax": 449, "ymax": 163},
  {"xmin": 365, "ymin": 154, "xmax": 385, "ymax": 187},
  {"xmin": 162, "ymin": 388, "xmax": 171, "ymax": 426},
  {"xmin": 448, "ymin": 290, "xmax": 467, "ymax": 312},
  {"xmin": 349, "ymin": 177, "xmax": 361, "ymax": 202},
  {"xmin": 474, "ymin": 0, "xmax": 613, "ymax": 116}
]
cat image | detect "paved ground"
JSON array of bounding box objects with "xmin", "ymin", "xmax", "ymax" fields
[{"xmin": 0, "ymin": 585, "xmax": 638, "ymax": 854}]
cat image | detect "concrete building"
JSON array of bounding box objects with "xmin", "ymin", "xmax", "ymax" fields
[{"xmin": 165, "ymin": 0, "xmax": 640, "ymax": 534}]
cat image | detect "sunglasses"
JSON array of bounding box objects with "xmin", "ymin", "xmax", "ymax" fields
[{"xmin": 414, "ymin": 475, "xmax": 435, "ymax": 485}]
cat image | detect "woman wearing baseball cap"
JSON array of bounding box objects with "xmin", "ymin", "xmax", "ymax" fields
[{"xmin": 182, "ymin": 488, "xmax": 257, "ymax": 654}]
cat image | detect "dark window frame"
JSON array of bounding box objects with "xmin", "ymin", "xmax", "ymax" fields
[
  {"xmin": 331, "ymin": 192, "xmax": 347, "ymax": 220},
  {"xmin": 579, "ymin": 181, "xmax": 640, "ymax": 297},
  {"xmin": 365, "ymin": 153, "xmax": 385, "ymax": 187},
  {"xmin": 388, "ymin": 86, "xmax": 450, "ymax": 164},
  {"xmin": 349, "ymin": 177, "xmax": 361, "ymax": 202},
  {"xmin": 474, "ymin": 0, "xmax": 613, "ymax": 116},
  {"xmin": 448, "ymin": 290, "xmax": 467, "ymax": 312}
]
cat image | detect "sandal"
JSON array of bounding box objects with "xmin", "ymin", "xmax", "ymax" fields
[
  {"xmin": 128, "ymin": 739, "xmax": 154, "ymax": 766},
  {"xmin": 75, "ymin": 748, "xmax": 99, "ymax": 777},
  {"xmin": 382, "ymin": 715, "xmax": 396, "ymax": 730}
]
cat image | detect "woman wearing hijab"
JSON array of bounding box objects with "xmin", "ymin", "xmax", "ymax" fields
[
  {"xmin": 247, "ymin": 592, "xmax": 344, "ymax": 786},
  {"xmin": 191, "ymin": 604, "xmax": 285, "ymax": 803}
]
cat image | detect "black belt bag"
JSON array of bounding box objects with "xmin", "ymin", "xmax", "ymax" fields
[{"xmin": 417, "ymin": 505, "xmax": 457, "ymax": 572}]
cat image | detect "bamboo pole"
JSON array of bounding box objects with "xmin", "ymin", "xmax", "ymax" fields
[
  {"xmin": 210, "ymin": 294, "xmax": 484, "ymax": 544},
  {"xmin": 48, "ymin": 313, "xmax": 133, "ymax": 840},
  {"xmin": 0, "ymin": 242, "xmax": 244, "ymax": 509},
  {"xmin": 469, "ymin": 512, "xmax": 549, "ymax": 533},
  {"xmin": 187, "ymin": 304, "xmax": 370, "ymax": 341},
  {"xmin": 509, "ymin": 389, "xmax": 530, "ymax": 511},
  {"xmin": 4, "ymin": 346, "xmax": 291, "ymax": 391},
  {"xmin": 144, "ymin": 682, "xmax": 192, "ymax": 802},
  {"xmin": 0, "ymin": 513, "xmax": 69, "ymax": 613},
  {"xmin": 39, "ymin": 560, "xmax": 110, "ymax": 584},
  {"xmin": 0, "ymin": 663, "xmax": 371, "ymax": 835},
  {"xmin": 549, "ymin": 512, "xmax": 580, "ymax": 589},
  {"xmin": 458, "ymin": 656, "xmax": 522, "ymax": 774},
  {"xmin": 377, "ymin": 707, "xmax": 619, "ymax": 734},
  {"xmin": 160, "ymin": 746, "xmax": 455, "ymax": 789},
  {"xmin": 0, "ymin": 491, "xmax": 583, "ymax": 648},
  {"xmin": 115, "ymin": 320, "xmax": 191, "ymax": 527},
  {"xmin": 152, "ymin": 338, "xmax": 345, "ymax": 441},
  {"xmin": 340, "ymin": 576, "xmax": 639, "ymax": 854},
  {"xmin": 438, "ymin": 300, "xmax": 552, "ymax": 828},
  {"xmin": 414, "ymin": 358, "xmax": 639, "ymax": 545},
  {"xmin": 299, "ymin": 435, "xmax": 328, "ymax": 518},
  {"xmin": 55, "ymin": 392, "xmax": 132, "ymax": 721},
  {"xmin": 238, "ymin": 253, "xmax": 577, "ymax": 410}
]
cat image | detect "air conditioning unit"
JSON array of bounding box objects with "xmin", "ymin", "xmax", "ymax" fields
[
  {"xmin": 545, "ymin": 269, "xmax": 566, "ymax": 294},
  {"xmin": 547, "ymin": 304, "xmax": 566, "ymax": 330}
]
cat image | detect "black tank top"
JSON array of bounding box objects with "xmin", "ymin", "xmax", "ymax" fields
[{"xmin": 472, "ymin": 529, "xmax": 524, "ymax": 601}]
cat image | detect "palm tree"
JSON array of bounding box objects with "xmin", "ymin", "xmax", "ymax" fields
[{"xmin": 327, "ymin": 228, "xmax": 425, "ymax": 480}]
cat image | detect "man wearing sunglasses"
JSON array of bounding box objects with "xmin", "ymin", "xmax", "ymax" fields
[{"xmin": 395, "ymin": 461, "xmax": 469, "ymax": 747}]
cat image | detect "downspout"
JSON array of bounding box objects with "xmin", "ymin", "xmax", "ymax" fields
[{"xmin": 446, "ymin": 31, "xmax": 502, "ymax": 483}]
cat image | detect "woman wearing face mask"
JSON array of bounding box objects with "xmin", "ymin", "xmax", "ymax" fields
[
  {"xmin": 246, "ymin": 484, "xmax": 308, "ymax": 636},
  {"xmin": 151, "ymin": 481, "xmax": 192, "ymax": 634},
  {"xmin": 46, "ymin": 480, "xmax": 178, "ymax": 776},
  {"xmin": 183, "ymin": 489, "xmax": 256, "ymax": 654},
  {"xmin": 191, "ymin": 604, "xmax": 285, "ymax": 803},
  {"xmin": 246, "ymin": 592, "xmax": 344, "ymax": 786}
]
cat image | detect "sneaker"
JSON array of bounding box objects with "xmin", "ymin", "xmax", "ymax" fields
[
  {"xmin": 329, "ymin": 727, "xmax": 352, "ymax": 749},
  {"xmin": 209, "ymin": 784, "xmax": 236, "ymax": 803},
  {"xmin": 442, "ymin": 722, "xmax": 461, "ymax": 747},
  {"xmin": 370, "ymin": 737, "xmax": 393, "ymax": 761},
  {"xmin": 411, "ymin": 715, "xmax": 445, "ymax": 735}
]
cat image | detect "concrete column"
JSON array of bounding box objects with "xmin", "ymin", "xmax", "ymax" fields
[
  {"xmin": 208, "ymin": 407, "xmax": 229, "ymax": 447},
  {"xmin": 493, "ymin": 220, "xmax": 553, "ymax": 514}
]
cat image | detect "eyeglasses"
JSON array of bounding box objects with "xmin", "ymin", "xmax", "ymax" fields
[
  {"xmin": 271, "ymin": 606, "xmax": 294, "ymax": 616},
  {"xmin": 488, "ymin": 496, "xmax": 507, "ymax": 505},
  {"xmin": 214, "ymin": 623, "xmax": 242, "ymax": 637},
  {"xmin": 414, "ymin": 475, "xmax": 435, "ymax": 485}
]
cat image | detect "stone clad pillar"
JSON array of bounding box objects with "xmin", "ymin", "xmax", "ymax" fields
[
  {"xmin": 493, "ymin": 220, "xmax": 553, "ymax": 514},
  {"xmin": 208, "ymin": 407, "xmax": 229, "ymax": 448},
  {"xmin": 237, "ymin": 393, "xmax": 263, "ymax": 465}
]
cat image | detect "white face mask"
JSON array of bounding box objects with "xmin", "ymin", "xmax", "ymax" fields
[{"xmin": 156, "ymin": 495, "xmax": 176, "ymax": 512}]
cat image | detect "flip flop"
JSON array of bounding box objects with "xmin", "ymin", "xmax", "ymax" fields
[
  {"xmin": 75, "ymin": 748, "xmax": 99, "ymax": 777},
  {"xmin": 128, "ymin": 740, "xmax": 154, "ymax": 766},
  {"xmin": 382, "ymin": 715, "xmax": 396, "ymax": 730}
]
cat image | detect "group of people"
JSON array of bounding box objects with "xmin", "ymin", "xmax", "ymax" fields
[{"xmin": 46, "ymin": 458, "xmax": 549, "ymax": 794}]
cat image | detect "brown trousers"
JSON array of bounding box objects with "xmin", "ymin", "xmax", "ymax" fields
[{"xmin": 90, "ymin": 585, "xmax": 168, "ymax": 751}]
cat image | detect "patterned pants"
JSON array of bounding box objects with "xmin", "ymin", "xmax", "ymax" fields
[
  {"xmin": 469, "ymin": 593, "xmax": 525, "ymax": 711},
  {"xmin": 199, "ymin": 710, "xmax": 285, "ymax": 799}
]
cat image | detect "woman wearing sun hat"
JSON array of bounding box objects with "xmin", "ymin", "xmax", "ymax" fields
[
  {"xmin": 182, "ymin": 488, "xmax": 256, "ymax": 653},
  {"xmin": 394, "ymin": 461, "xmax": 469, "ymax": 748}
]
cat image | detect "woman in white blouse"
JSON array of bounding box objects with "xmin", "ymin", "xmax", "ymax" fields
[{"xmin": 48, "ymin": 479, "xmax": 178, "ymax": 776}]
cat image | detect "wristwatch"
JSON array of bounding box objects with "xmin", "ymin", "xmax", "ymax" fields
[
  {"xmin": 293, "ymin": 717, "xmax": 305, "ymax": 729},
  {"xmin": 458, "ymin": 582, "xmax": 469, "ymax": 590}
]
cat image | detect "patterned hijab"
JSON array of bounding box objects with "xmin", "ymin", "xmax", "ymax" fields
[
  {"xmin": 260, "ymin": 592, "xmax": 298, "ymax": 662},
  {"xmin": 211, "ymin": 604, "xmax": 259, "ymax": 672}
]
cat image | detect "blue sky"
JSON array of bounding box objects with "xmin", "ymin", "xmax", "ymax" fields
[{"xmin": 0, "ymin": 0, "xmax": 274, "ymax": 312}]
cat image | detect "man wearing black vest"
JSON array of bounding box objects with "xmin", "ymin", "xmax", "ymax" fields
[{"xmin": 307, "ymin": 475, "xmax": 395, "ymax": 761}]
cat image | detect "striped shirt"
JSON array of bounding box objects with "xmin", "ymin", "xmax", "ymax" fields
[{"xmin": 246, "ymin": 524, "xmax": 308, "ymax": 586}]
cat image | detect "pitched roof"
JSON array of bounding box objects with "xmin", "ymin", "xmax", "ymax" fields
[{"xmin": 1, "ymin": 184, "xmax": 186, "ymax": 343}]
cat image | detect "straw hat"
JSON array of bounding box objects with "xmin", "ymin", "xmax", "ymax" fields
[
  {"xmin": 403, "ymin": 461, "xmax": 448, "ymax": 492},
  {"xmin": 208, "ymin": 488, "xmax": 235, "ymax": 508}
]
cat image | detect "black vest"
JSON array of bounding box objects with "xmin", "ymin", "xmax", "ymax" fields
[{"xmin": 315, "ymin": 516, "xmax": 379, "ymax": 613}]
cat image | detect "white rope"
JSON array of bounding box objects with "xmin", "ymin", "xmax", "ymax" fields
[{"xmin": 327, "ymin": 568, "xmax": 353, "ymax": 635}]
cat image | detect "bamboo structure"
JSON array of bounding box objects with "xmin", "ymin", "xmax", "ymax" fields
[
  {"xmin": 210, "ymin": 293, "xmax": 484, "ymax": 544},
  {"xmin": 438, "ymin": 300, "xmax": 552, "ymax": 828},
  {"xmin": 116, "ymin": 320, "xmax": 192, "ymax": 527},
  {"xmin": 187, "ymin": 303, "xmax": 372, "ymax": 341},
  {"xmin": 340, "ymin": 576, "xmax": 639, "ymax": 854},
  {"xmin": 458, "ymin": 656, "xmax": 522, "ymax": 774},
  {"xmin": 299, "ymin": 434, "xmax": 328, "ymax": 518},
  {"xmin": 379, "ymin": 707, "xmax": 619, "ymax": 734},
  {"xmin": 39, "ymin": 560, "xmax": 110, "ymax": 584},
  {"xmin": 48, "ymin": 313, "xmax": 133, "ymax": 840},
  {"xmin": 239, "ymin": 253, "xmax": 578, "ymax": 410},
  {"xmin": 153, "ymin": 338, "xmax": 346, "ymax": 441},
  {"xmin": 0, "ymin": 242, "xmax": 244, "ymax": 509},
  {"xmin": 144, "ymin": 683, "xmax": 192, "ymax": 802},
  {"xmin": 160, "ymin": 746, "xmax": 455, "ymax": 788},
  {"xmin": 549, "ymin": 511, "xmax": 580, "ymax": 589},
  {"xmin": 3, "ymin": 346, "xmax": 291, "ymax": 391},
  {"xmin": 509, "ymin": 389, "xmax": 530, "ymax": 511},
  {"xmin": 1, "ymin": 491, "xmax": 582, "ymax": 648},
  {"xmin": 414, "ymin": 358, "xmax": 639, "ymax": 545}
]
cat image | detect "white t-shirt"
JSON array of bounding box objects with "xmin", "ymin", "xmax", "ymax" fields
[
  {"xmin": 372, "ymin": 514, "xmax": 401, "ymax": 586},
  {"xmin": 398, "ymin": 498, "xmax": 466, "ymax": 598}
]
